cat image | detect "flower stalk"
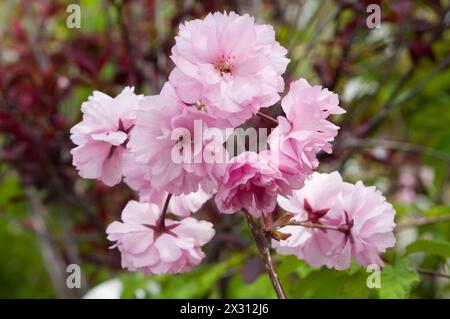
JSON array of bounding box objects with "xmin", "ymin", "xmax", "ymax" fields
[
  {"xmin": 158, "ymin": 193, "xmax": 172, "ymax": 229},
  {"xmin": 256, "ymin": 111, "xmax": 279, "ymax": 125},
  {"xmin": 286, "ymin": 220, "xmax": 351, "ymax": 233},
  {"xmin": 243, "ymin": 211, "xmax": 287, "ymax": 299}
]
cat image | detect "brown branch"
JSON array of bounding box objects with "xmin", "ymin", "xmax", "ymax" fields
[
  {"xmin": 334, "ymin": 54, "xmax": 450, "ymax": 171},
  {"xmin": 397, "ymin": 214, "xmax": 450, "ymax": 230},
  {"xmin": 283, "ymin": 209, "xmax": 450, "ymax": 232},
  {"xmin": 287, "ymin": 3, "xmax": 342, "ymax": 76},
  {"xmin": 114, "ymin": 0, "xmax": 141, "ymax": 88},
  {"xmin": 286, "ymin": 220, "xmax": 345, "ymax": 232},
  {"xmin": 243, "ymin": 212, "xmax": 287, "ymax": 299},
  {"xmin": 417, "ymin": 269, "xmax": 450, "ymax": 280},
  {"xmin": 342, "ymin": 137, "xmax": 450, "ymax": 164},
  {"xmin": 26, "ymin": 187, "xmax": 76, "ymax": 298},
  {"xmin": 256, "ymin": 111, "xmax": 279, "ymax": 125},
  {"xmin": 355, "ymin": 54, "xmax": 450, "ymax": 137},
  {"xmin": 158, "ymin": 193, "xmax": 172, "ymax": 228},
  {"xmin": 24, "ymin": 4, "xmax": 49, "ymax": 72},
  {"xmin": 0, "ymin": 99, "xmax": 105, "ymax": 233}
]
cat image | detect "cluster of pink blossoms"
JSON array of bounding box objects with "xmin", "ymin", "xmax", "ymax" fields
[{"xmin": 70, "ymin": 12, "xmax": 396, "ymax": 275}]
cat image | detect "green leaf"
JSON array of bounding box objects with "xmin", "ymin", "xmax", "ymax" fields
[
  {"xmin": 155, "ymin": 253, "xmax": 245, "ymax": 299},
  {"xmin": 287, "ymin": 267, "xmax": 372, "ymax": 299},
  {"xmin": 227, "ymin": 273, "xmax": 276, "ymax": 299},
  {"xmin": 119, "ymin": 253, "xmax": 245, "ymax": 299},
  {"xmin": 340, "ymin": 270, "xmax": 372, "ymax": 299},
  {"xmin": 379, "ymin": 257, "xmax": 419, "ymax": 299},
  {"xmin": 418, "ymin": 207, "xmax": 450, "ymax": 240},
  {"xmin": 0, "ymin": 177, "xmax": 54, "ymax": 298},
  {"xmin": 120, "ymin": 272, "xmax": 153, "ymax": 299},
  {"xmin": 406, "ymin": 239, "xmax": 450, "ymax": 258},
  {"xmin": 425, "ymin": 206, "xmax": 450, "ymax": 217},
  {"xmin": 79, "ymin": 0, "xmax": 106, "ymax": 32}
]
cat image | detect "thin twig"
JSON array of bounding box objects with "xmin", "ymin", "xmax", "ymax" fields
[
  {"xmin": 0, "ymin": 99, "xmax": 105, "ymax": 233},
  {"xmin": 335, "ymin": 55, "xmax": 450, "ymax": 171},
  {"xmin": 342, "ymin": 137, "xmax": 450, "ymax": 164},
  {"xmin": 289, "ymin": 1, "xmax": 341, "ymax": 76},
  {"xmin": 243, "ymin": 212, "xmax": 287, "ymax": 299},
  {"xmin": 114, "ymin": 0, "xmax": 141, "ymax": 88},
  {"xmin": 158, "ymin": 193, "xmax": 172, "ymax": 228},
  {"xmin": 356, "ymin": 54, "xmax": 450, "ymax": 137},
  {"xmin": 397, "ymin": 214, "xmax": 450, "ymax": 230},
  {"xmin": 417, "ymin": 269, "xmax": 450, "ymax": 280},
  {"xmin": 24, "ymin": 4, "xmax": 49, "ymax": 72},
  {"xmin": 256, "ymin": 111, "xmax": 279, "ymax": 125},
  {"xmin": 26, "ymin": 187, "xmax": 75, "ymax": 298},
  {"xmin": 286, "ymin": 220, "xmax": 345, "ymax": 232}
]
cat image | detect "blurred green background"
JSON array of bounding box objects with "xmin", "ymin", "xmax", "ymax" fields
[{"xmin": 0, "ymin": 0, "xmax": 449, "ymax": 298}]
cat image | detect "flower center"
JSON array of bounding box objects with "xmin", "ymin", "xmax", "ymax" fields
[
  {"xmin": 144, "ymin": 223, "xmax": 179, "ymax": 239},
  {"xmin": 215, "ymin": 61, "xmax": 232, "ymax": 75},
  {"xmin": 107, "ymin": 119, "xmax": 134, "ymax": 159},
  {"xmin": 214, "ymin": 55, "xmax": 235, "ymax": 76},
  {"xmin": 303, "ymin": 198, "xmax": 329, "ymax": 224},
  {"xmin": 338, "ymin": 211, "xmax": 354, "ymax": 236},
  {"xmin": 195, "ymin": 100, "xmax": 207, "ymax": 112}
]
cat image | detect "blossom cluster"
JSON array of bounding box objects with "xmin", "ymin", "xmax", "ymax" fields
[
  {"xmin": 273, "ymin": 172, "xmax": 396, "ymax": 270},
  {"xmin": 70, "ymin": 12, "xmax": 396, "ymax": 275}
]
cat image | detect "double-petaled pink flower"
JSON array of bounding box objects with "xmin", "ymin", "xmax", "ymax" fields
[
  {"xmin": 169, "ymin": 11, "xmax": 289, "ymax": 127},
  {"xmin": 273, "ymin": 172, "xmax": 396, "ymax": 270},
  {"xmin": 70, "ymin": 87, "xmax": 142, "ymax": 186},
  {"xmin": 122, "ymin": 152, "xmax": 212, "ymax": 216},
  {"xmin": 106, "ymin": 200, "xmax": 215, "ymax": 275},
  {"xmin": 268, "ymin": 79, "xmax": 345, "ymax": 189},
  {"xmin": 128, "ymin": 83, "xmax": 228, "ymax": 196},
  {"xmin": 215, "ymin": 151, "xmax": 290, "ymax": 217}
]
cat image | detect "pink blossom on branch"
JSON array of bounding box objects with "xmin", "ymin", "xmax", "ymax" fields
[
  {"xmin": 268, "ymin": 79, "xmax": 345, "ymax": 189},
  {"xmin": 169, "ymin": 11, "xmax": 289, "ymax": 127},
  {"xmin": 128, "ymin": 82, "xmax": 228, "ymax": 196},
  {"xmin": 336, "ymin": 181, "xmax": 396, "ymax": 268},
  {"xmin": 70, "ymin": 87, "xmax": 142, "ymax": 186},
  {"xmin": 67, "ymin": 11, "xmax": 399, "ymax": 279},
  {"xmin": 273, "ymin": 172, "xmax": 351, "ymax": 267},
  {"xmin": 273, "ymin": 172, "xmax": 396, "ymax": 270},
  {"xmin": 121, "ymin": 151, "xmax": 212, "ymax": 216},
  {"xmin": 165, "ymin": 188, "xmax": 212, "ymax": 217},
  {"xmin": 215, "ymin": 151, "xmax": 290, "ymax": 217},
  {"xmin": 106, "ymin": 200, "xmax": 215, "ymax": 275}
]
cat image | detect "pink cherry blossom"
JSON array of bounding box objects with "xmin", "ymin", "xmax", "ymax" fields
[
  {"xmin": 70, "ymin": 87, "xmax": 142, "ymax": 186},
  {"xmin": 106, "ymin": 200, "xmax": 215, "ymax": 275},
  {"xmin": 122, "ymin": 145, "xmax": 212, "ymax": 216},
  {"xmin": 268, "ymin": 79, "xmax": 345, "ymax": 189},
  {"xmin": 169, "ymin": 11, "xmax": 289, "ymax": 127},
  {"xmin": 121, "ymin": 151, "xmax": 153, "ymax": 197},
  {"xmin": 273, "ymin": 172, "xmax": 351, "ymax": 267},
  {"xmin": 135, "ymin": 182, "xmax": 212, "ymax": 217},
  {"xmin": 273, "ymin": 172, "xmax": 396, "ymax": 270},
  {"xmin": 334, "ymin": 181, "xmax": 396, "ymax": 268},
  {"xmin": 215, "ymin": 151, "xmax": 290, "ymax": 217},
  {"xmin": 128, "ymin": 82, "xmax": 228, "ymax": 195},
  {"xmin": 166, "ymin": 188, "xmax": 212, "ymax": 217}
]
